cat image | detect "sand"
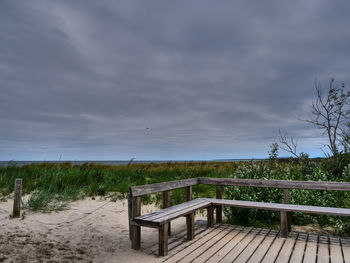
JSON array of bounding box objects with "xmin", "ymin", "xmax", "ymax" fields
[{"xmin": 0, "ymin": 197, "xmax": 182, "ymax": 263}]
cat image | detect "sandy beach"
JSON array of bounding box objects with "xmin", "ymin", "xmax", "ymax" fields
[{"xmin": 0, "ymin": 197, "xmax": 191, "ymax": 263}]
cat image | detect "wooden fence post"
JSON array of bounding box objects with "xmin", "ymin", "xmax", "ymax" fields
[
  {"xmin": 163, "ymin": 190, "xmax": 171, "ymax": 235},
  {"xmin": 13, "ymin": 179, "xmax": 22, "ymax": 218},
  {"xmin": 128, "ymin": 193, "xmax": 132, "ymax": 240},
  {"xmin": 186, "ymin": 186, "xmax": 192, "ymax": 201},
  {"xmin": 216, "ymin": 185, "xmax": 222, "ymax": 223},
  {"xmin": 283, "ymin": 189, "xmax": 291, "ymax": 232},
  {"xmin": 131, "ymin": 196, "xmax": 141, "ymax": 250}
]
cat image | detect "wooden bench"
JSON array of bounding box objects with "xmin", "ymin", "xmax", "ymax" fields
[{"xmin": 128, "ymin": 177, "xmax": 350, "ymax": 256}]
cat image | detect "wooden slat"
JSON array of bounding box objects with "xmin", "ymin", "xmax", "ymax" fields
[
  {"xmin": 303, "ymin": 233, "xmax": 318, "ymax": 263},
  {"xmin": 260, "ymin": 232, "xmax": 286, "ymax": 263},
  {"xmin": 219, "ymin": 228, "xmax": 263, "ymax": 263},
  {"xmin": 130, "ymin": 178, "xmax": 199, "ymax": 196},
  {"xmin": 341, "ymin": 237, "xmax": 350, "ymax": 263},
  {"xmin": 247, "ymin": 229, "xmax": 279, "ymax": 263},
  {"xmin": 191, "ymin": 226, "xmax": 243, "ymax": 263},
  {"xmin": 329, "ymin": 236, "xmax": 343, "ymax": 263},
  {"xmin": 233, "ymin": 228, "xmax": 270, "ymax": 263},
  {"xmin": 289, "ymin": 232, "xmax": 308, "ymax": 263},
  {"xmin": 199, "ymin": 177, "xmax": 350, "ymax": 191},
  {"xmin": 136, "ymin": 198, "xmax": 205, "ymax": 220},
  {"xmin": 275, "ymin": 232, "xmax": 298, "ymax": 263},
  {"xmin": 317, "ymin": 234, "xmax": 329, "ymax": 263},
  {"xmin": 207, "ymin": 198, "xmax": 350, "ymax": 216},
  {"xmin": 163, "ymin": 225, "xmax": 229, "ymax": 263}
]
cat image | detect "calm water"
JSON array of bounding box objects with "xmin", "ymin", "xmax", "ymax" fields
[{"xmin": 0, "ymin": 159, "xmax": 253, "ymax": 167}]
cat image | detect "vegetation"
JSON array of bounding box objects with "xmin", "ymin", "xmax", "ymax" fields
[{"xmin": 1, "ymin": 155, "xmax": 350, "ymax": 234}]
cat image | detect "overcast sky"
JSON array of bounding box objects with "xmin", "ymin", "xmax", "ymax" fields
[{"xmin": 1, "ymin": 1, "xmax": 350, "ymax": 161}]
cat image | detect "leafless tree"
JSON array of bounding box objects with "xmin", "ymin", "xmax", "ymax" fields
[
  {"xmin": 303, "ymin": 78, "xmax": 350, "ymax": 156},
  {"xmin": 278, "ymin": 129, "xmax": 300, "ymax": 158}
]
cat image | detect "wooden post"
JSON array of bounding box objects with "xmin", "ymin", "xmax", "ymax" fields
[
  {"xmin": 163, "ymin": 190, "xmax": 171, "ymax": 235},
  {"xmin": 280, "ymin": 211, "xmax": 288, "ymax": 238},
  {"xmin": 128, "ymin": 193, "xmax": 132, "ymax": 240},
  {"xmin": 186, "ymin": 213, "xmax": 195, "ymax": 240},
  {"xmin": 159, "ymin": 223, "xmax": 168, "ymax": 256},
  {"xmin": 131, "ymin": 196, "xmax": 141, "ymax": 250},
  {"xmin": 216, "ymin": 185, "xmax": 222, "ymax": 223},
  {"xmin": 13, "ymin": 179, "xmax": 22, "ymax": 218},
  {"xmin": 186, "ymin": 186, "xmax": 192, "ymax": 201},
  {"xmin": 207, "ymin": 206, "xmax": 214, "ymax": 228},
  {"xmin": 283, "ymin": 189, "xmax": 292, "ymax": 232}
]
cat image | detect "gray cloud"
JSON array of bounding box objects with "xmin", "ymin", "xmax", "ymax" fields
[{"xmin": 1, "ymin": 0, "xmax": 350, "ymax": 160}]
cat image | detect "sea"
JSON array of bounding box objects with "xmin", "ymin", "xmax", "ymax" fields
[{"xmin": 0, "ymin": 159, "xmax": 254, "ymax": 167}]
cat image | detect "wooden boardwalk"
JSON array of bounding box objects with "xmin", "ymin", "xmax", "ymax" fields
[{"xmin": 141, "ymin": 222, "xmax": 350, "ymax": 263}]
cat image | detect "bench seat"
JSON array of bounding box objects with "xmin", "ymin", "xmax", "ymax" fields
[
  {"xmin": 132, "ymin": 198, "xmax": 211, "ymax": 228},
  {"xmin": 206, "ymin": 198, "xmax": 350, "ymax": 216}
]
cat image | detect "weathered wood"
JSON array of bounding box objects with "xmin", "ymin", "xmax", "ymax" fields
[
  {"xmin": 12, "ymin": 178, "xmax": 22, "ymax": 218},
  {"xmin": 158, "ymin": 223, "xmax": 168, "ymax": 256},
  {"xmin": 216, "ymin": 185, "xmax": 222, "ymax": 223},
  {"xmin": 317, "ymin": 235, "xmax": 330, "ymax": 263},
  {"xmin": 130, "ymin": 178, "xmax": 199, "ymax": 197},
  {"xmin": 186, "ymin": 213, "xmax": 195, "ymax": 240},
  {"xmin": 131, "ymin": 196, "xmax": 141, "ymax": 250},
  {"xmin": 247, "ymin": 229, "xmax": 279, "ymax": 263},
  {"xmin": 207, "ymin": 206, "xmax": 214, "ymax": 228},
  {"xmin": 289, "ymin": 232, "xmax": 308, "ymax": 263},
  {"xmin": 275, "ymin": 232, "xmax": 297, "ymax": 262},
  {"xmin": 186, "ymin": 186, "xmax": 192, "ymax": 201},
  {"xmin": 199, "ymin": 177, "xmax": 350, "ymax": 191},
  {"xmin": 163, "ymin": 190, "xmax": 171, "ymax": 235},
  {"xmin": 207, "ymin": 198, "xmax": 350, "ymax": 217},
  {"xmin": 128, "ymin": 193, "xmax": 132, "ymax": 240},
  {"xmin": 283, "ymin": 188, "xmax": 291, "ymax": 232}
]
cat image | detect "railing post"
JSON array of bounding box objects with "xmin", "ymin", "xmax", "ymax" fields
[
  {"xmin": 131, "ymin": 196, "xmax": 141, "ymax": 250},
  {"xmin": 163, "ymin": 190, "xmax": 171, "ymax": 235},
  {"xmin": 280, "ymin": 211, "xmax": 288, "ymax": 238},
  {"xmin": 186, "ymin": 186, "xmax": 192, "ymax": 201},
  {"xmin": 128, "ymin": 192, "xmax": 132, "ymax": 240},
  {"xmin": 283, "ymin": 188, "xmax": 291, "ymax": 232},
  {"xmin": 216, "ymin": 185, "xmax": 222, "ymax": 223}
]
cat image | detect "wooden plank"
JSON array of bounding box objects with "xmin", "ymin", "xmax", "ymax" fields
[
  {"xmin": 289, "ymin": 232, "xmax": 308, "ymax": 263},
  {"xmin": 136, "ymin": 198, "xmax": 205, "ymax": 220},
  {"xmin": 303, "ymin": 233, "xmax": 318, "ymax": 263},
  {"xmin": 186, "ymin": 186, "xmax": 192, "ymax": 201},
  {"xmin": 329, "ymin": 236, "xmax": 343, "ymax": 263},
  {"xmin": 260, "ymin": 233, "xmax": 286, "ymax": 263},
  {"xmin": 191, "ymin": 226, "xmax": 243, "ymax": 263},
  {"xmin": 275, "ymin": 232, "xmax": 298, "ymax": 263},
  {"xmin": 186, "ymin": 213, "xmax": 195, "ymax": 240},
  {"xmin": 176, "ymin": 226, "xmax": 234, "ymax": 262},
  {"xmin": 128, "ymin": 193, "xmax": 132, "ymax": 240},
  {"xmin": 163, "ymin": 225, "xmax": 229, "ymax": 263},
  {"xmin": 131, "ymin": 196, "xmax": 141, "ymax": 250},
  {"xmin": 283, "ymin": 188, "xmax": 292, "ymax": 232},
  {"xmin": 216, "ymin": 185, "xmax": 222, "ymax": 224},
  {"xmin": 317, "ymin": 234, "xmax": 329, "ymax": 263},
  {"xmin": 233, "ymin": 228, "xmax": 270, "ymax": 263},
  {"xmin": 340, "ymin": 237, "xmax": 350, "ymax": 263},
  {"xmin": 205, "ymin": 227, "xmax": 252, "ymax": 263},
  {"xmin": 247, "ymin": 229, "xmax": 279, "ymax": 263},
  {"xmin": 207, "ymin": 198, "xmax": 350, "ymax": 216},
  {"xmin": 199, "ymin": 177, "xmax": 350, "ymax": 191},
  {"xmin": 159, "ymin": 223, "xmax": 168, "ymax": 256},
  {"xmin": 130, "ymin": 178, "xmax": 199, "ymax": 197},
  {"xmin": 219, "ymin": 228, "xmax": 263, "ymax": 263}
]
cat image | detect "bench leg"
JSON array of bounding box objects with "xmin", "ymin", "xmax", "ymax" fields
[
  {"xmin": 207, "ymin": 206, "xmax": 214, "ymax": 228},
  {"xmin": 131, "ymin": 225, "xmax": 141, "ymax": 250},
  {"xmin": 159, "ymin": 224, "xmax": 168, "ymax": 256},
  {"xmin": 280, "ymin": 211, "xmax": 288, "ymax": 238},
  {"xmin": 287, "ymin": 212, "xmax": 292, "ymax": 232},
  {"xmin": 216, "ymin": 205, "xmax": 222, "ymax": 224},
  {"xmin": 186, "ymin": 213, "xmax": 195, "ymax": 240}
]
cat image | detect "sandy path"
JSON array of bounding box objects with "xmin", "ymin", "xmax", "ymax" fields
[{"xmin": 0, "ymin": 197, "xmax": 185, "ymax": 263}]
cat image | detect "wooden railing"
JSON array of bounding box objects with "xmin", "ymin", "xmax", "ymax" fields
[{"xmin": 128, "ymin": 177, "xmax": 350, "ymax": 240}]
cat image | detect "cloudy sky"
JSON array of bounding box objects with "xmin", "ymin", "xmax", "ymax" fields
[{"xmin": 1, "ymin": 1, "xmax": 350, "ymax": 161}]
